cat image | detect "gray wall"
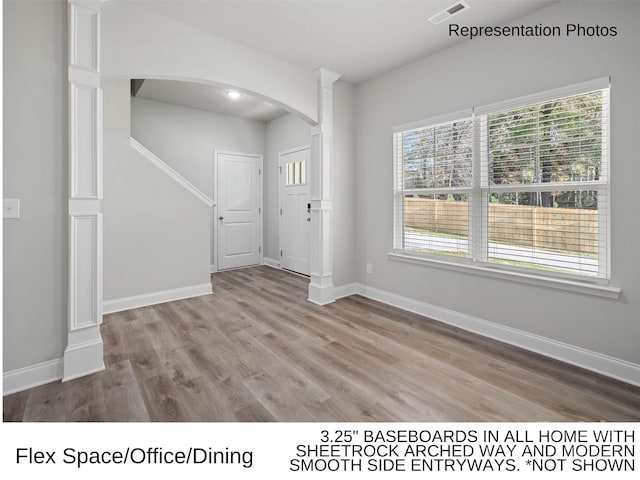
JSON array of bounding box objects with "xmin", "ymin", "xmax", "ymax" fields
[
  {"xmin": 355, "ymin": 0, "xmax": 640, "ymax": 364},
  {"xmin": 131, "ymin": 97, "xmax": 266, "ymax": 266},
  {"xmin": 3, "ymin": 0, "xmax": 67, "ymax": 371},
  {"xmin": 103, "ymin": 81, "xmax": 211, "ymax": 301},
  {"xmin": 131, "ymin": 97, "xmax": 266, "ymax": 198},
  {"xmin": 264, "ymin": 113, "xmax": 312, "ymax": 262}
]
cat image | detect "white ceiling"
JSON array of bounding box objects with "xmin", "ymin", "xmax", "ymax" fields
[
  {"xmin": 126, "ymin": 0, "xmax": 558, "ymax": 120},
  {"xmin": 130, "ymin": 0, "xmax": 557, "ymax": 84},
  {"xmin": 135, "ymin": 80, "xmax": 288, "ymax": 122}
]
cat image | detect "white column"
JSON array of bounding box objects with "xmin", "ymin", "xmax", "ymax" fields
[
  {"xmin": 308, "ymin": 68, "xmax": 341, "ymax": 305},
  {"xmin": 64, "ymin": 0, "xmax": 105, "ymax": 381}
]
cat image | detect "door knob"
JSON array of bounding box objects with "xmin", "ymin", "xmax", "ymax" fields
[
  {"xmin": 307, "ymin": 217, "xmax": 311, "ymax": 222},
  {"xmin": 219, "ymin": 216, "xmax": 224, "ymax": 221}
]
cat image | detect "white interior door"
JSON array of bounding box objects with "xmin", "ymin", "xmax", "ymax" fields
[
  {"xmin": 216, "ymin": 152, "xmax": 262, "ymax": 270},
  {"xmin": 280, "ymin": 147, "xmax": 310, "ymax": 275}
]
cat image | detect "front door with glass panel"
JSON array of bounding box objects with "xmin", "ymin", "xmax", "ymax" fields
[{"xmin": 280, "ymin": 147, "xmax": 310, "ymax": 275}]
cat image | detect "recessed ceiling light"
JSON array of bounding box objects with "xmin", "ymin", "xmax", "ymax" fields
[{"xmin": 226, "ymin": 90, "xmax": 242, "ymax": 100}]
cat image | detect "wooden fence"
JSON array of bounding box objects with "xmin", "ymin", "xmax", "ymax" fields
[{"xmin": 404, "ymin": 198, "xmax": 598, "ymax": 254}]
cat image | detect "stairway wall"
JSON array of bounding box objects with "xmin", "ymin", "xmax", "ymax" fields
[{"xmin": 103, "ymin": 80, "xmax": 211, "ymax": 302}]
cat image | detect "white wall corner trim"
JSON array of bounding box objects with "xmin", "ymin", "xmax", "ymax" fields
[
  {"xmin": 130, "ymin": 137, "xmax": 215, "ymax": 207},
  {"xmin": 262, "ymin": 257, "xmax": 281, "ymax": 269},
  {"xmin": 334, "ymin": 283, "xmax": 357, "ymax": 300},
  {"xmin": 103, "ymin": 283, "xmax": 213, "ymax": 314},
  {"xmin": 3, "ymin": 358, "xmax": 64, "ymax": 396},
  {"xmin": 354, "ymin": 283, "xmax": 640, "ymax": 387}
]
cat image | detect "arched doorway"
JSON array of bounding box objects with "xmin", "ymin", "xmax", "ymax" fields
[{"xmin": 64, "ymin": 0, "xmax": 340, "ymax": 381}]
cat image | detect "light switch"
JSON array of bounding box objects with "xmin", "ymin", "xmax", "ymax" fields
[{"xmin": 3, "ymin": 199, "xmax": 20, "ymax": 219}]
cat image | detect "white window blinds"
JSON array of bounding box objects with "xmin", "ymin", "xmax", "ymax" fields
[
  {"xmin": 393, "ymin": 79, "xmax": 610, "ymax": 280},
  {"xmin": 394, "ymin": 115, "xmax": 474, "ymax": 258}
]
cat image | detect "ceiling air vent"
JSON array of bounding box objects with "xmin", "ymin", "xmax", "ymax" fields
[{"xmin": 428, "ymin": 1, "xmax": 470, "ymax": 25}]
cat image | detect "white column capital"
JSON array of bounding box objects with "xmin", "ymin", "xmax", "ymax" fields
[{"xmin": 314, "ymin": 67, "xmax": 342, "ymax": 87}]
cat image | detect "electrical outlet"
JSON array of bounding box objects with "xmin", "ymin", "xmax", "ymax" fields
[
  {"xmin": 366, "ymin": 262, "xmax": 373, "ymax": 274},
  {"xmin": 3, "ymin": 199, "xmax": 20, "ymax": 219}
]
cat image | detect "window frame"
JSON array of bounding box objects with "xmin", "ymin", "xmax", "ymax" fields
[{"xmin": 391, "ymin": 78, "xmax": 616, "ymax": 297}]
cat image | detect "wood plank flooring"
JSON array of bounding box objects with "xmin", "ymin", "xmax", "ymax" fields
[{"xmin": 4, "ymin": 266, "xmax": 640, "ymax": 421}]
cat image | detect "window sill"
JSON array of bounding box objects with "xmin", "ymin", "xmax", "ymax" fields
[{"xmin": 387, "ymin": 252, "xmax": 621, "ymax": 299}]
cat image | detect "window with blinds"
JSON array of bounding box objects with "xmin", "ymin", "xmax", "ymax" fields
[
  {"xmin": 393, "ymin": 79, "xmax": 610, "ymax": 280},
  {"xmin": 393, "ymin": 115, "xmax": 473, "ymax": 258}
]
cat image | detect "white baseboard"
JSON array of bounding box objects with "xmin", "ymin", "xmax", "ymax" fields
[
  {"xmin": 262, "ymin": 257, "xmax": 281, "ymax": 269},
  {"xmin": 5, "ymin": 283, "xmax": 212, "ymax": 395},
  {"xmin": 9, "ymin": 281, "xmax": 635, "ymax": 395},
  {"xmin": 334, "ymin": 283, "xmax": 357, "ymax": 300},
  {"xmin": 103, "ymin": 283, "xmax": 213, "ymax": 314},
  {"xmin": 3, "ymin": 358, "xmax": 63, "ymax": 396},
  {"xmin": 355, "ymin": 283, "xmax": 640, "ymax": 387}
]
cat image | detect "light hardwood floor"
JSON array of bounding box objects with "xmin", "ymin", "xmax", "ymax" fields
[{"xmin": 4, "ymin": 266, "xmax": 640, "ymax": 421}]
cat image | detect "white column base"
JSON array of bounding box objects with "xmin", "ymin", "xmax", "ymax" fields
[
  {"xmin": 308, "ymin": 274, "xmax": 335, "ymax": 305},
  {"xmin": 62, "ymin": 326, "xmax": 105, "ymax": 382}
]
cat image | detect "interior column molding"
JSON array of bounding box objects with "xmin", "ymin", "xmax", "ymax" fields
[
  {"xmin": 308, "ymin": 68, "xmax": 341, "ymax": 305},
  {"xmin": 64, "ymin": 0, "xmax": 105, "ymax": 381}
]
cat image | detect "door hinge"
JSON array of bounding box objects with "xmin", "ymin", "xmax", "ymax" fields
[
  {"xmin": 280, "ymin": 208, "xmax": 282, "ymax": 215},
  {"xmin": 279, "ymin": 166, "xmax": 282, "ymax": 174},
  {"xmin": 259, "ymin": 168, "xmax": 262, "ymax": 175},
  {"xmin": 259, "ymin": 246, "xmax": 261, "ymax": 254},
  {"xmin": 259, "ymin": 207, "xmax": 261, "ymax": 214},
  {"xmin": 280, "ymin": 250, "xmax": 283, "ymax": 257}
]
